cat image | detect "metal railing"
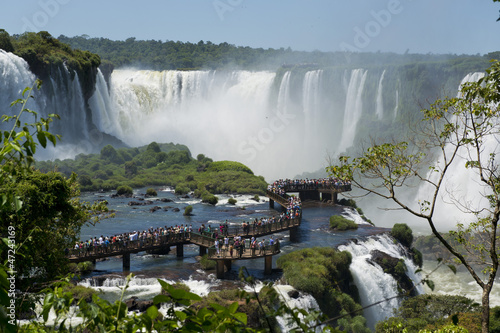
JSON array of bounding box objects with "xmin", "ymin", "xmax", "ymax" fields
[
  {"xmin": 67, "ymin": 232, "xmax": 189, "ymax": 259},
  {"xmin": 280, "ymin": 183, "xmax": 351, "ymax": 192},
  {"xmin": 207, "ymin": 241, "xmax": 280, "ymax": 259}
]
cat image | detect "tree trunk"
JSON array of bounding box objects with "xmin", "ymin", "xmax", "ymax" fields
[{"xmin": 481, "ymin": 284, "xmax": 491, "ymax": 333}]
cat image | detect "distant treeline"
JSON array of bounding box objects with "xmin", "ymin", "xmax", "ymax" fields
[{"xmin": 57, "ymin": 34, "xmax": 500, "ymax": 71}]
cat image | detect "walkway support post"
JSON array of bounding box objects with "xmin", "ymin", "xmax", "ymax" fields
[
  {"xmin": 177, "ymin": 244, "xmax": 184, "ymax": 258},
  {"xmin": 123, "ymin": 253, "xmax": 130, "ymax": 272},
  {"xmin": 269, "ymin": 199, "xmax": 274, "ymax": 209},
  {"xmin": 289, "ymin": 226, "xmax": 299, "ymax": 242},
  {"xmin": 216, "ymin": 260, "xmax": 225, "ymax": 279},
  {"xmin": 224, "ymin": 259, "xmax": 232, "ymax": 272},
  {"xmin": 199, "ymin": 246, "xmax": 207, "ymax": 256},
  {"xmin": 264, "ymin": 255, "xmax": 272, "ymax": 275}
]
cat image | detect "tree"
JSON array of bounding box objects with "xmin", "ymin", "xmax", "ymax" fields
[
  {"xmin": 328, "ymin": 59, "xmax": 500, "ymax": 333},
  {"xmin": 0, "ymin": 82, "xmax": 107, "ymax": 332}
]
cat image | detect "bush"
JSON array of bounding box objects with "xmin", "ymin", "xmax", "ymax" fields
[
  {"xmin": 146, "ymin": 188, "xmax": 157, "ymax": 196},
  {"xmin": 227, "ymin": 198, "xmax": 237, "ymax": 205},
  {"xmin": 329, "ymin": 215, "xmax": 358, "ymax": 231},
  {"xmin": 184, "ymin": 205, "xmax": 193, "ymax": 216},
  {"xmin": 199, "ymin": 254, "xmax": 216, "ymax": 270},
  {"xmin": 338, "ymin": 198, "xmax": 358, "ymax": 208},
  {"xmin": 391, "ymin": 223, "xmax": 413, "ymax": 248},
  {"xmin": 175, "ymin": 184, "xmax": 190, "ymax": 195},
  {"xmin": 116, "ymin": 185, "xmax": 133, "ymax": 196},
  {"xmin": 202, "ymin": 192, "xmax": 218, "ymax": 205},
  {"xmin": 78, "ymin": 174, "xmax": 92, "ymax": 186},
  {"xmin": 411, "ymin": 247, "xmax": 423, "ymax": 267},
  {"xmin": 253, "ymin": 194, "xmax": 260, "ymax": 202},
  {"xmin": 77, "ymin": 261, "xmax": 94, "ymax": 273}
]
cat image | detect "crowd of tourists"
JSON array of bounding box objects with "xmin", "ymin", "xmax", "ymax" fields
[
  {"xmin": 71, "ymin": 224, "xmax": 192, "ymax": 255},
  {"xmin": 70, "ymin": 215, "xmax": 290, "ymax": 257},
  {"xmin": 214, "ymin": 234, "xmax": 279, "ymax": 258},
  {"xmin": 70, "ymin": 183, "xmax": 306, "ymax": 258},
  {"xmin": 268, "ymin": 177, "xmax": 351, "ymax": 193}
]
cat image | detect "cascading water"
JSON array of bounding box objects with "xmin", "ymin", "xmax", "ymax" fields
[
  {"xmin": 274, "ymin": 285, "xmax": 323, "ymax": 332},
  {"xmin": 338, "ymin": 69, "xmax": 368, "ymax": 153},
  {"xmin": 1, "ymin": 52, "xmax": 462, "ymax": 180},
  {"xmin": 338, "ymin": 234, "xmax": 423, "ymax": 330},
  {"xmin": 277, "ymin": 71, "xmax": 291, "ymax": 113},
  {"xmin": 0, "ymin": 50, "xmax": 36, "ymax": 112},
  {"xmin": 414, "ymin": 71, "xmax": 490, "ymax": 231},
  {"xmin": 376, "ymin": 70, "xmax": 386, "ymax": 120},
  {"xmin": 393, "ymin": 89, "xmax": 399, "ymax": 120},
  {"xmin": 0, "ymin": 50, "xmax": 92, "ymax": 160},
  {"xmin": 302, "ymin": 70, "xmax": 323, "ymax": 157}
]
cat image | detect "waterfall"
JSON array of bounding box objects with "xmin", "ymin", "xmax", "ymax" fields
[
  {"xmin": 376, "ymin": 70, "xmax": 386, "ymax": 120},
  {"xmin": 277, "ymin": 71, "xmax": 291, "ymax": 113},
  {"xmin": 414, "ymin": 71, "xmax": 490, "ymax": 231},
  {"xmin": 393, "ymin": 89, "xmax": 399, "ymax": 120},
  {"xmin": 274, "ymin": 285, "xmax": 323, "ymax": 332},
  {"xmin": 338, "ymin": 69, "xmax": 368, "ymax": 153},
  {"xmin": 302, "ymin": 70, "xmax": 323, "ymax": 116},
  {"xmin": 302, "ymin": 70, "xmax": 325, "ymax": 152},
  {"xmin": 0, "ymin": 50, "xmax": 89, "ymax": 159},
  {"xmin": 338, "ymin": 234, "xmax": 423, "ymax": 330},
  {"xmin": 89, "ymin": 69, "xmax": 120, "ymax": 136},
  {"xmin": 0, "ymin": 50, "xmax": 38, "ymax": 124}
]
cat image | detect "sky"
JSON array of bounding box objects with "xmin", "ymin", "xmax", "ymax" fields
[{"xmin": 1, "ymin": 0, "xmax": 499, "ymax": 55}]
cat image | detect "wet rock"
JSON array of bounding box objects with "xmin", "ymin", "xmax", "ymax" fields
[
  {"xmin": 172, "ymin": 208, "xmax": 180, "ymax": 212},
  {"xmin": 369, "ymin": 249, "xmax": 416, "ymax": 296},
  {"xmin": 288, "ymin": 289, "xmax": 300, "ymax": 299},
  {"xmin": 160, "ymin": 198, "xmax": 173, "ymax": 202},
  {"xmin": 150, "ymin": 206, "xmax": 162, "ymax": 213}
]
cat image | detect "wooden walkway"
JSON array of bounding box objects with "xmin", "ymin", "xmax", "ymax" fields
[
  {"xmin": 67, "ymin": 183, "xmax": 349, "ymax": 278},
  {"xmin": 67, "ymin": 190, "xmax": 300, "ymax": 278}
]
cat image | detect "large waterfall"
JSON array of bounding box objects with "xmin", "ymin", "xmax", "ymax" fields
[{"xmin": 1, "ymin": 49, "xmax": 474, "ymax": 180}]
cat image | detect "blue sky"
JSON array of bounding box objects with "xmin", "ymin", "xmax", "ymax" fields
[{"xmin": 1, "ymin": 0, "xmax": 499, "ymax": 55}]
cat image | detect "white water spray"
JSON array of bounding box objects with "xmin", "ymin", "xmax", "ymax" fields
[
  {"xmin": 338, "ymin": 234, "xmax": 423, "ymax": 330},
  {"xmin": 376, "ymin": 70, "xmax": 386, "ymax": 119},
  {"xmin": 338, "ymin": 69, "xmax": 368, "ymax": 153}
]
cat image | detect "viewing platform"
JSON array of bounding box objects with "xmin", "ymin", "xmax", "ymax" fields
[
  {"xmin": 67, "ymin": 191, "xmax": 299, "ymax": 278},
  {"xmin": 268, "ymin": 180, "xmax": 351, "ymax": 203}
]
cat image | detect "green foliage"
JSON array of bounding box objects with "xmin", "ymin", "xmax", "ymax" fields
[
  {"xmin": 116, "ymin": 185, "xmax": 133, "ymax": 196},
  {"xmin": 338, "ymin": 198, "xmax": 358, "ymax": 208},
  {"xmin": 184, "ymin": 205, "xmax": 193, "ymax": 216},
  {"xmin": 0, "ymin": 29, "xmax": 14, "ymax": 52},
  {"xmin": 202, "ymin": 192, "xmax": 219, "ymax": 205},
  {"xmin": 253, "ymin": 194, "xmax": 260, "ymax": 202},
  {"xmin": 36, "ymin": 142, "xmax": 267, "ymax": 195},
  {"xmin": 146, "ymin": 188, "xmax": 157, "ymax": 196},
  {"xmin": 329, "ymin": 215, "xmax": 358, "ymax": 231},
  {"xmin": 101, "ymin": 144, "xmax": 124, "ymax": 164},
  {"xmin": 199, "ymin": 254, "xmax": 216, "ymax": 270},
  {"xmin": 228, "ymin": 197, "xmax": 237, "ymax": 205},
  {"xmin": 491, "ymin": 306, "xmax": 500, "ymax": 333},
  {"xmin": 375, "ymin": 294, "xmax": 480, "ymax": 333},
  {"xmin": 10, "ymin": 32, "xmax": 101, "ymax": 100},
  {"xmin": 57, "ymin": 33, "xmax": 490, "ymax": 73},
  {"xmin": 62, "ymin": 283, "xmax": 97, "ymax": 303},
  {"xmin": 208, "ymin": 161, "xmax": 254, "ymax": 174},
  {"xmin": 0, "ymin": 84, "xmax": 108, "ymax": 332},
  {"xmin": 411, "ymin": 247, "xmax": 423, "ymax": 267},
  {"xmin": 175, "ymin": 184, "xmax": 190, "ymax": 195},
  {"xmin": 276, "ymin": 247, "xmax": 368, "ymax": 331},
  {"xmin": 391, "ymin": 223, "xmax": 414, "ymax": 248}
]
